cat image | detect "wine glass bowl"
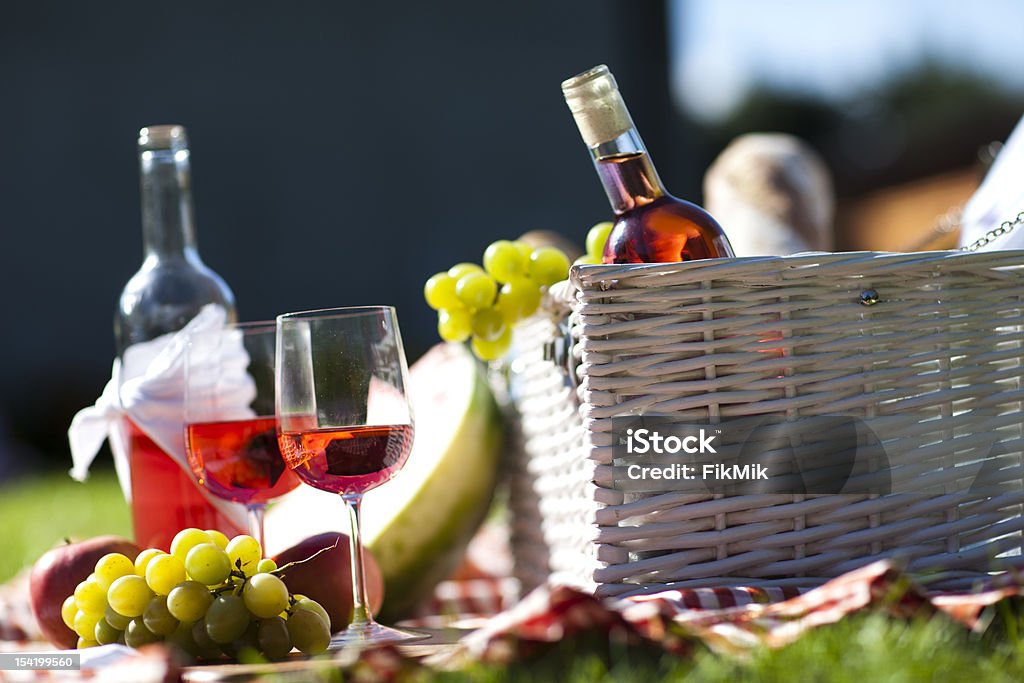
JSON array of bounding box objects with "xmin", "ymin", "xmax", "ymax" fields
[
  {"xmin": 275, "ymin": 305, "xmax": 424, "ymax": 647},
  {"xmin": 277, "ymin": 423, "xmax": 414, "ymax": 495},
  {"xmin": 185, "ymin": 417, "xmax": 295, "ymax": 504},
  {"xmin": 183, "ymin": 321, "xmax": 300, "ymax": 547}
]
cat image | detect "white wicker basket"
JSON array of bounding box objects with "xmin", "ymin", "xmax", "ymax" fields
[{"xmin": 507, "ymin": 250, "xmax": 1024, "ymax": 597}]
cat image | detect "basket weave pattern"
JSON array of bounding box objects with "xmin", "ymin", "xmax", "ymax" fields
[
  {"xmin": 510, "ymin": 251, "xmax": 1024, "ymax": 597},
  {"xmin": 506, "ymin": 315, "xmax": 595, "ymax": 593}
]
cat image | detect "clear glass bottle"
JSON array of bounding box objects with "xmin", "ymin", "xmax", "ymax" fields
[
  {"xmin": 562, "ymin": 65, "xmax": 734, "ymax": 263},
  {"xmin": 115, "ymin": 124, "xmax": 242, "ymax": 550}
]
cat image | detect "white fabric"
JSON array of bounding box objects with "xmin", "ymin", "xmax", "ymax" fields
[
  {"xmin": 67, "ymin": 305, "xmax": 249, "ymax": 528},
  {"xmin": 959, "ymin": 112, "xmax": 1024, "ymax": 251},
  {"xmin": 183, "ymin": 324, "xmax": 258, "ymax": 422}
]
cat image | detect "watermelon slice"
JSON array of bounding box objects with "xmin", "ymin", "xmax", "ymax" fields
[
  {"xmin": 364, "ymin": 342, "xmax": 503, "ymax": 619},
  {"xmin": 264, "ymin": 342, "xmax": 503, "ymax": 619}
]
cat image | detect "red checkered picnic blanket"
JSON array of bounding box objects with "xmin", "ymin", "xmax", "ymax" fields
[
  {"xmin": 2, "ymin": 559, "xmax": 1022, "ymax": 681},
  {"xmin": 454, "ymin": 559, "xmax": 1021, "ymax": 664}
]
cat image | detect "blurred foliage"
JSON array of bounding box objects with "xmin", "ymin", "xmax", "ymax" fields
[
  {"xmin": 0, "ymin": 469, "xmax": 131, "ymax": 583},
  {"xmin": 691, "ymin": 59, "xmax": 1024, "ymax": 199}
]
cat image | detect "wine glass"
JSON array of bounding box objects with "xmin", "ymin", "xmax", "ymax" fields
[
  {"xmin": 183, "ymin": 321, "xmax": 301, "ymax": 549},
  {"xmin": 275, "ymin": 306, "xmax": 424, "ymax": 647}
]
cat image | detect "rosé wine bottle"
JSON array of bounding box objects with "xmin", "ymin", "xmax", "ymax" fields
[
  {"xmin": 115, "ymin": 125, "xmax": 243, "ymax": 550},
  {"xmin": 562, "ymin": 65, "xmax": 734, "ymax": 264}
]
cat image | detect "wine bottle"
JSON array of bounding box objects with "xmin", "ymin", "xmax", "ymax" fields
[
  {"xmin": 115, "ymin": 124, "xmax": 243, "ymax": 550},
  {"xmin": 561, "ymin": 65, "xmax": 734, "ymax": 263}
]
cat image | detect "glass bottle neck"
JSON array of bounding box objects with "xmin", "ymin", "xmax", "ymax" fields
[
  {"xmin": 590, "ymin": 129, "xmax": 666, "ymax": 215},
  {"xmin": 139, "ymin": 147, "xmax": 198, "ymax": 260}
]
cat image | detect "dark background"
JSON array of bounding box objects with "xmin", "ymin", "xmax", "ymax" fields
[
  {"xmin": 1, "ymin": 1, "xmax": 1022, "ymax": 474},
  {"xmin": 0, "ymin": 1, "xmax": 678, "ymax": 470}
]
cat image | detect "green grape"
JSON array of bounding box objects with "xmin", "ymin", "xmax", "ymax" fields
[
  {"xmin": 108, "ymin": 575, "xmax": 154, "ymax": 618},
  {"xmin": 104, "ymin": 603, "xmax": 132, "ymax": 631},
  {"xmin": 438, "ymin": 308, "xmax": 472, "ymax": 343},
  {"xmin": 178, "ymin": 621, "xmax": 223, "ymax": 661},
  {"xmin": 205, "ymin": 530, "xmax": 230, "ymax": 551},
  {"xmin": 61, "ymin": 595, "xmax": 78, "ymax": 629},
  {"xmin": 293, "ymin": 598, "xmax": 331, "ymax": 632},
  {"xmin": 495, "ymin": 277, "xmax": 542, "ymax": 322},
  {"xmin": 471, "ymin": 327, "xmax": 513, "ymax": 362},
  {"xmin": 513, "ymin": 241, "xmax": 534, "ymax": 261},
  {"xmin": 185, "ymin": 543, "xmax": 232, "ymax": 586},
  {"xmin": 165, "ymin": 620, "xmax": 201, "ymax": 658},
  {"xmin": 94, "ymin": 617, "xmax": 121, "ymax": 645},
  {"xmin": 171, "ymin": 528, "xmax": 214, "ymax": 562},
  {"xmin": 171, "ymin": 529, "xmax": 214, "ymax": 562},
  {"xmin": 74, "ymin": 576, "xmax": 107, "ymax": 615},
  {"xmin": 586, "ymin": 221, "xmax": 614, "ymax": 258},
  {"xmin": 483, "ymin": 240, "xmax": 528, "ymax": 283},
  {"xmin": 77, "ymin": 637, "xmax": 98, "ymax": 649},
  {"xmin": 167, "ymin": 581, "xmax": 214, "ymax": 623},
  {"xmin": 256, "ymin": 558, "xmax": 277, "ymax": 574},
  {"xmin": 224, "ymin": 621, "xmax": 261, "ymax": 659},
  {"xmin": 286, "ymin": 608, "xmax": 330, "ymax": 655},
  {"xmin": 455, "ymin": 272, "xmax": 498, "ymax": 310},
  {"xmin": 205, "ymin": 595, "xmax": 250, "ymax": 644},
  {"xmin": 424, "ymin": 272, "xmax": 462, "ymax": 311},
  {"xmin": 146, "ymin": 554, "xmax": 187, "ymax": 595},
  {"xmin": 225, "ymin": 535, "xmax": 262, "ymax": 576},
  {"xmin": 529, "ymin": 246, "xmax": 571, "ymax": 286},
  {"xmin": 143, "ymin": 595, "xmax": 180, "ymax": 636},
  {"xmin": 73, "ymin": 610, "xmax": 101, "ymax": 640},
  {"xmin": 472, "ymin": 307, "xmax": 506, "ymax": 342},
  {"xmin": 125, "ymin": 618, "xmax": 161, "ymax": 648},
  {"xmin": 574, "ymin": 254, "xmax": 602, "ymax": 266},
  {"xmin": 257, "ymin": 617, "xmax": 293, "ymax": 660},
  {"xmin": 447, "ymin": 262, "xmax": 484, "ymax": 280},
  {"xmin": 242, "ymin": 573, "xmax": 290, "ymax": 619},
  {"xmin": 134, "ymin": 548, "xmax": 165, "ymax": 576},
  {"xmin": 191, "ymin": 618, "xmax": 223, "ymax": 660},
  {"xmin": 94, "ymin": 553, "xmax": 135, "ymax": 589}
]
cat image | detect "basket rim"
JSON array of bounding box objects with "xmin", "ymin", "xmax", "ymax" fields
[{"xmin": 568, "ymin": 249, "xmax": 1024, "ymax": 284}]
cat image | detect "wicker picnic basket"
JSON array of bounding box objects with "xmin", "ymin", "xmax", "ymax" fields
[{"xmin": 506, "ymin": 249, "xmax": 1024, "ymax": 598}]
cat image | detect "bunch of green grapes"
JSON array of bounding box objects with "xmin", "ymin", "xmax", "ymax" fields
[
  {"xmin": 62, "ymin": 528, "xmax": 331, "ymax": 661},
  {"xmin": 424, "ymin": 239, "xmax": 570, "ymax": 361},
  {"xmin": 573, "ymin": 222, "xmax": 613, "ymax": 265}
]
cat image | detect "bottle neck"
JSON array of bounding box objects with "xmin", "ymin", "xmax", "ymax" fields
[
  {"xmin": 591, "ymin": 129, "xmax": 666, "ymax": 215},
  {"xmin": 139, "ymin": 147, "xmax": 198, "ymax": 260}
]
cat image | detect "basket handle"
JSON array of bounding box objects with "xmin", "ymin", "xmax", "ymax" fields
[{"xmin": 543, "ymin": 317, "xmax": 580, "ymax": 390}]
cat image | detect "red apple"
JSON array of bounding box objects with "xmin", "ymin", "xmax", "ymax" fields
[
  {"xmin": 29, "ymin": 536, "xmax": 140, "ymax": 648},
  {"xmin": 273, "ymin": 532, "xmax": 384, "ymax": 633}
]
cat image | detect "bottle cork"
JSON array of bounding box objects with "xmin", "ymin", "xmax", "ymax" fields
[{"xmin": 561, "ymin": 65, "xmax": 634, "ymax": 148}]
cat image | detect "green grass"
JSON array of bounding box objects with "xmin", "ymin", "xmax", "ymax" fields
[
  {"xmin": 680, "ymin": 611, "xmax": 1024, "ymax": 683},
  {"xmin": 1, "ymin": 474, "xmax": 1021, "ymax": 681},
  {"xmin": 0, "ymin": 469, "xmax": 131, "ymax": 582},
  {"xmin": 369, "ymin": 613, "xmax": 1024, "ymax": 682}
]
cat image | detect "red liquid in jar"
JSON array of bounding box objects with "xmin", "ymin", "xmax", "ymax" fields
[{"xmin": 127, "ymin": 418, "xmax": 244, "ymax": 550}]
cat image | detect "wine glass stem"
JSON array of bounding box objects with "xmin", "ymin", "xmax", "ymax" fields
[
  {"xmin": 247, "ymin": 504, "xmax": 266, "ymax": 550},
  {"xmin": 342, "ymin": 492, "xmax": 373, "ymax": 627}
]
